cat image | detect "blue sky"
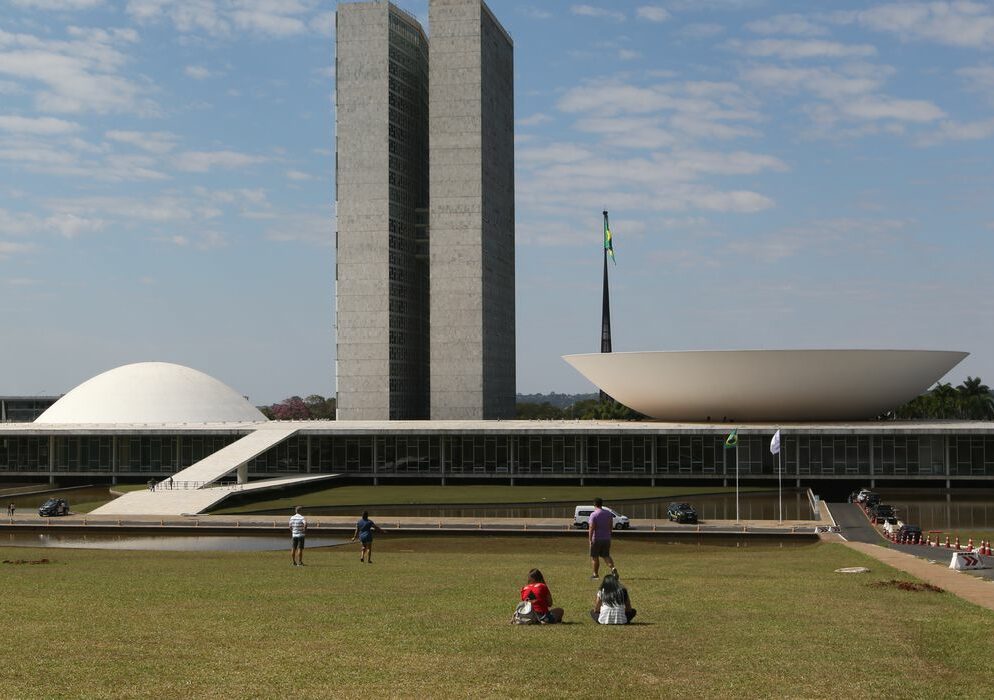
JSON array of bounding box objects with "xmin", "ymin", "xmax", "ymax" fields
[{"xmin": 2, "ymin": 1, "xmax": 994, "ymax": 404}]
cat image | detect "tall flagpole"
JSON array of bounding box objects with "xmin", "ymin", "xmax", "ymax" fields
[
  {"xmin": 735, "ymin": 436, "xmax": 742, "ymax": 523},
  {"xmin": 778, "ymin": 431, "xmax": 783, "ymax": 523},
  {"xmin": 600, "ymin": 210, "xmax": 612, "ymax": 402}
]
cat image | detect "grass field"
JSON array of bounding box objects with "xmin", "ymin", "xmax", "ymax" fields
[
  {"xmin": 3, "ymin": 536, "xmax": 992, "ymax": 698},
  {"xmin": 211, "ymin": 484, "xmax": 764, "ymax": 514}
]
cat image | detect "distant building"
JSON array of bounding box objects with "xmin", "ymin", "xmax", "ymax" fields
[
  {"xmin": 335, "ymin": 0, "xmax": 515, "ymax": 421},
  {"xmin": 1, "ymin": 396, "xmax": 59, "ymax": 423}
]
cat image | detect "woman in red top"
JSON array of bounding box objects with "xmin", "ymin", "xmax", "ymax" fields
[{"xmin": 520, "ymin": 568, "xmax": 564, "ymax": 624}]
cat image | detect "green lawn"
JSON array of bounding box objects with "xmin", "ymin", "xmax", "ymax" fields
[
  {"xmin": 212, "ymin": 483, "xmax": 765, "ymax": 514},
  {"xmin": 2, "ymin": 537, "xmax": 992, "ymax": 698}
]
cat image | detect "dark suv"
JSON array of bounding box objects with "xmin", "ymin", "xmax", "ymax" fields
[
  {"xmin": 667, "ymin": 502, "xmax": 698, "ymax": 524},
  {"xmin": 38, "ymin": 498, "xmax": 69, "ymax": 517}
]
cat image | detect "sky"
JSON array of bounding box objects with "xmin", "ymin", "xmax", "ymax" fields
[{"xmin": 2, "ymin": 1, "xmax": 994, "ymax": 405}]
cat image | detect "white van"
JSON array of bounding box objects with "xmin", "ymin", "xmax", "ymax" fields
[{"xmin": 574, "ymin": 505, "xmax": 630, "ymax": 530}]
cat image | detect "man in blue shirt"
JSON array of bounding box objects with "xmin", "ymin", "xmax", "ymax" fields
[{"xmin": 588, "ymin": 497, "xmax": 618, "ymax": 579}]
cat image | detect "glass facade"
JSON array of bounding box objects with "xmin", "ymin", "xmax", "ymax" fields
[
  {"xmin": 2, "ymin": 430, "xmax": 993, "ymax": 480},
  {"xmin": 386, "ymin": 8, "xmax": 430, "ymax": 420}
]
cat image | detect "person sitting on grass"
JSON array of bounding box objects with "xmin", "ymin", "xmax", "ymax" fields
[
  {"xmin": 520, "ymin": 568, "xmax": 564, "ymax": 624},
  {"xmin": 351, "ymin": 510, "xmax": 383, "ymax": 563},
  {"xmin": 590, "ymin": 572, "xmax": 636, "ymax": 624}
]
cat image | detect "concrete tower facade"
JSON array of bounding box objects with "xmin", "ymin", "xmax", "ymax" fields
[
  {"xmin": 428, "ymin": 0, "xmax": 515, "ymax": 419},
  {"xmin": 335, "ymin": 0, "xmax": 514, "ymax": 421},
  {"xmin": 335, "ymin": 2, "xmax": 430, "ymax": 420}
]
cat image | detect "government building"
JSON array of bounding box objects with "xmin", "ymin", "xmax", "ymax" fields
[{"xmin": 335, "ymin": 0, "xmax": 515, "ymax": 421}]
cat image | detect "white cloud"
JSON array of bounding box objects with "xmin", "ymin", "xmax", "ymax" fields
[
  {"xmin": 264, "ymin": 210, "xmax": 333, "ymax": 246},
  {"xmin": 518, "ymin": 143, "xmax": 593, "ymax": 165},
  {"xmin": 285, "ymin": 169, "xmax": 313, "ymax": 181},
  {"xmin": 853, "ymin": 2, "xmax": 994, "ymax": 49},
  {"xmin": 11, "ymin": 0, "xmax": 103, "ymax": 9},
  {"xmin": 841, "ymin": 96, "xmax": 944, "ymax": 123},
  {"xmin": 746, "ymin": 13, "xmax": 828, "ymax": 36},
  {"xmin": 918, "ymin": 118, "xmax": 994, "ymax": 145},
  {"xmin": 957, "ymin": 64, "xmax": 994, "ymax": 94},
  {"xmin": 681, "ymin": 23, "xmax": 725, "ymax": 39},
  {"xmin": 184, "ymin": 65, "xmax": 213, "ymax": 80},
  {"xmin": 0, "ymin": 115, "xmax": 80, "ymax": 134},
  {"xmin": 173, "ymin": 150, "xmax": 268, "ymax": 172},
  {"xmin": 571, "ymin": 4, "xmax": 625, "ymax": 22},
  {"xmin": 0, "ymin": 27, "xmax": 152, "ymax": 114},
  {"xmin": 636, "ymin": 6, "xmax": 670, "ymax": 23},
  {"xmin": 520, "ymin": 6, "xmax": 552, "ymax": 20},
  {"xmin": 618, "ymin": 49, "xmax": 640, "ymax": 61},
  {"xmin": 126, "ymin": 0, "xmax": 329, "ymax": 38},
  {"xmin": 105, "ymin": 129, "xmax": 178, "ymax": 153},
  {"xmin": 729, "ymin": 38, "xmax": 877, "ymax": 60},
  {"xmin": 0, "ymin": 241, "xmax": 34, "ymax": 258},
  {"xmin": 516, "ymin": 112, "xmax": 553, "ymax": 127},
  {"xmin": 727, "ymin": 218, "xmax": 909, "ymax": 263}
]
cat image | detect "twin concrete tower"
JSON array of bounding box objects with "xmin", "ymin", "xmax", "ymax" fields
[{"xmin": 335, "ymin": 0, "xmax": 515, "ymax": 420}]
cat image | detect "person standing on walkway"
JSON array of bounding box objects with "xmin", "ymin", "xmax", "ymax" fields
[
  {"xmin": 588, "ymin": 497, "xmax": 618, "ymax": 579},
  {"xmin": 289, "ymin": 506, "xmax": 307, "ymax": 566},
  {"xmin": 7, "ymin": 502, "xmax": 13, "ymax": 517},
  {"xmin": 351, "ymin": 510, "xmax": 383, "ymax": 563}
]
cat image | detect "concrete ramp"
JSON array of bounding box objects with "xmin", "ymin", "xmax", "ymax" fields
[
  {"xmin": 92, "ymin": 474, "xmax": 340, "ymax": 516},
  {"xmin": 92, "ymin": 427, "xmax": 337, "ymax": 516},
  {"xmin": 167, "ymin": 426, "xmax": 300, "ymax": 487}
]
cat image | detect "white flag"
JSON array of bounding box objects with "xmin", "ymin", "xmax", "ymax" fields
[{"xmin": 770, "ymin": 429, "xmax": 781, "ymax": 455}]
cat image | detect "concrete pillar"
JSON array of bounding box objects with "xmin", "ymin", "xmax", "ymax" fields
[
  {"xmin": 307, "ymin": 435, "xmax": 312, "ymax": 474},
  {"xmin": 440, "ymin": 436, "xmax": 446, "ymax": 486},
  {"xmin": 237, "ymin": 462, "xmax": 247, "ymax": 484},
  {"xmin": 48, "ymin": 435, "xmax": 55, "ymax": 485}
]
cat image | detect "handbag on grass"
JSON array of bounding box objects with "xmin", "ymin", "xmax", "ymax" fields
[{"xmin": 511, "ymin": 600, "xmax": 541, "ymax": 624}]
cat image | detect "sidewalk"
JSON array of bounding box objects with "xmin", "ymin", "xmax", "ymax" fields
[{"xmin": 842, "ymin": 540, "xmax": 994, "ymax": 612}]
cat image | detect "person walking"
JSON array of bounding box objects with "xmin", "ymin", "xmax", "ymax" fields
[
  {"xmin": 289, "ymin": 506, "xmax": 307, "ymax": 566},
  {"xmin": 351, "ymin": 510, "xmax": 383, "ymax": 563},
  {"xmin": 7, "ymin": 502, "xmax": 13, "ymax": 517},
  {"xmin": 588, "ymin": 497, "xmax": 618, "ymax": 579}
]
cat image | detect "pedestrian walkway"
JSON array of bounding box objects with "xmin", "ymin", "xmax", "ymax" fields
[{"xmin": 842, "ymin": 541, "xmax": 994, "ymax": 612}]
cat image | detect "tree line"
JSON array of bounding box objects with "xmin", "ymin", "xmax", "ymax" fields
[
  {"xmin": 884, "ymin": 376, "xmax": 994, "ymax": 420},
  {"xmin": 258, "ymin": 395, "xmax": 336, "ymax": 420}
]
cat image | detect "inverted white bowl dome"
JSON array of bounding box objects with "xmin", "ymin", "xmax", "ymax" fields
[
  {"xmin": 36, "ymin": 362, "xmax": 267, "ymax": 424},
  {"xmin": 564, "ymin": 350, "xmax": 969, "ymax": 421}
]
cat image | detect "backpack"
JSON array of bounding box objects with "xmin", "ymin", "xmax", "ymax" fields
[{"xmin": 511, "ymin": 600, "xmax": 541, "ymax": 625}]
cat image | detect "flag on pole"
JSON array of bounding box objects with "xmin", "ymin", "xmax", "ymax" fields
[
  {"xmin": 770, "ymin": 429, "xmax": 781, "ymax": 455},
  {"xmin": 724, "ymin": 428, "xmax": 738, "ymax": 449},
  {"xmin": 603, "ymin": 211, "xmax": 616, "ymax": 264}
]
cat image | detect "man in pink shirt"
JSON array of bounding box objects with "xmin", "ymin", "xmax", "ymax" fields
[{"xmin": 588, "ymin": 497, "xmax": 618, "ymax": 579}]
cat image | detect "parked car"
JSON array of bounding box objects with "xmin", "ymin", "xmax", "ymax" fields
[
  {"xmin": 38, "ymin": 498, "xmax": 69, "ymax": 517},
  {"xmin": 863, "ymin": 493, "xmax": 881, "ymax": 508},
  {"xmin": 667, "ymin": 502, "xmax": 698, "ymax": 524},
  {"xmin": 573, "ymin": 505, "xmax": 630, "ymax": 530}
]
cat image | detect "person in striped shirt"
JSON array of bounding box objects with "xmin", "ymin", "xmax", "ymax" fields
[{"xmin": 289, "ymin": 506, "xmax": 307, "ymax": 566}]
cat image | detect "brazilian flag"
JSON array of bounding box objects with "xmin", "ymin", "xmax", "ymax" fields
[
  {"xmin": 724, "ymin": 429, "xmax": 738, "ymax": 449},
  {"xmin": 604, "ymin": 211, "xmax": 616, "ymax": 265}
]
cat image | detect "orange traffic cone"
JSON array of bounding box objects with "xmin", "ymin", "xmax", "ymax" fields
[
  {"xmin": 967, "ymin": 538, "xmax": 974, "ymax": 551},
  {"xmin": 955, "ymin": 536, "xmax": 961, "ymax": 550},
  {"xmin": 944, "ymin": 535, "xmax": 951, "ymax": 548}
]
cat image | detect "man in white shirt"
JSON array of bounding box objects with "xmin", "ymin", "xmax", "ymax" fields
[{"xmin": 289, "ymin": 506, "xmax": 307, "ymax": 566}]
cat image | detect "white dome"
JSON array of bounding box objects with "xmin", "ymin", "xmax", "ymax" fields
[{"xmin": 36, "ymin": 362, "xmax": 267, "ymax": 424}]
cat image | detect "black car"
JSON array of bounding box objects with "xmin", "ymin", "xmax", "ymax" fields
[
  {"xmin": 667, "ymin": 502, "xmax": 698, "ymax": 524},
  {"xmin": 897, "ymin": 524, "xmax": 922, "ymax": 543},
  {"xmin": 863, "ymin": 493, "xmax": 881, "ymax": 508},
  {"xmin": 869, "ymin": 504, "xmax": 895, "ymax": 520},
  {"xmin": 38, "ymin": 498, "xmax": 69, "ymax": 517}
]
